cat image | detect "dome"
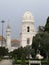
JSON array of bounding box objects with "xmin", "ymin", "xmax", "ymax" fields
[{"xmin": 23, "ymin": 11, "xmax": 34, "ymax": 21}]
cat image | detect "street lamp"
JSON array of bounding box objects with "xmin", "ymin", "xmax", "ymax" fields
[{"xmin": 1, "ymin": 20, "xmax": 4, "ymax": 46}]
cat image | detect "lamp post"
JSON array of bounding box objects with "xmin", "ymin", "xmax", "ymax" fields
[{"xmin": 1, "ymin": 20, "xmax": 4, "ymax": 46}]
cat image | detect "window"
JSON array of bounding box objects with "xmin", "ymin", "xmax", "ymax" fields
[
  {"xmin": 27, "ymin": 26, "xmax": 30, "ymax": 32},
  {"xmin": 27, "ymin": 38, "xmax": 30, "ymax": 44}
]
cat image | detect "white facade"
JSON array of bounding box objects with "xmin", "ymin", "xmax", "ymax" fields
[
  {"xmin": 21, "ymin": 11, "xmax": 36, "ymax": 47},
  {"xmin": 6, "ymin": 23, "xmax": 20, "ymax": 52},
  {"xmin": 0, "ymin": 11, "xmax": 37, "ymax": 51},
  {"xmin": 6, "ymin": 23, "xmax": 11, "ymax": 52}
]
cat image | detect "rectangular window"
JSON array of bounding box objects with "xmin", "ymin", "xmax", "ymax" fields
[
  {"xmin": 27, "ymin": 38, "xmax": 30, "ymax": 44},
  {"xmin": 27, "ymin": 26, "xmax": 30, "ymax": 32}
]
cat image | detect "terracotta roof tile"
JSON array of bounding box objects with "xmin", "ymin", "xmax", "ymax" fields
[
  {"xmin": 0, "ymin": 36, "xmax": 5, "ymax": 41},
  {"xmin": 11, "ymin": 39, "xmax": 20, "ymax": 44}
]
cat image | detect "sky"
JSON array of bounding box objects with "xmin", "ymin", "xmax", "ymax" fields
[{"xmin": 0, "ymin": 0, "xmax": 49, "ymax": 39}]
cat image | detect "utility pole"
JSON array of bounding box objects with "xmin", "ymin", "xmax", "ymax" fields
[{"xmin": 1, "ymin": 20, "xmax": 4, "ymax": 46}]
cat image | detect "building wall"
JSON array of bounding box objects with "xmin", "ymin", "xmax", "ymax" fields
[{"xmin": 21, "ymin": 11, "xmax": 36, "ymax": 47}]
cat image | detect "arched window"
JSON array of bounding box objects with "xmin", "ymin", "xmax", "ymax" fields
[
  {"xmin": 27, "ymin": 26, "xmax": 30, "ymax": 32},
  {"xmin": 27, "ymin": 38, "xmax": 30, "ymax": 44}
]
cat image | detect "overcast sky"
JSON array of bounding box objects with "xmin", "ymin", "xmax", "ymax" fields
[{"xmin": 0, "ymin": 0, "xmax": 49, "ymax": 39}]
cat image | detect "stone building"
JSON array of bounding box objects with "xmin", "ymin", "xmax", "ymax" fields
[
  {"xmin": 21, "ymin": 11, "xmax": 36, "ymax": 47},
  {"xmin": 0, "ymin": 11, "xmax": 36, "ymax": 51}
]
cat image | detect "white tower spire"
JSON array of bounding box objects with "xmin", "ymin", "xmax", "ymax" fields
[{"xmin": 6, "ymin": 21, "xmax": 11, "ymax": 52}]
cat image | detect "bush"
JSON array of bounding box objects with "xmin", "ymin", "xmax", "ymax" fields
[
  {"xmin": 0, "ymin": 59, "xmax": 1, "ymax": 61},
  {"xmin": 41, "ymin": 61, "xmax": 49, "ymax": 65}
]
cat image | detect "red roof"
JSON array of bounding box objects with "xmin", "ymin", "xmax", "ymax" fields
[
  {"xmin": 0, "ymin": 36, "xmax": 5, "ymax": 41},
  {"xmin": 11, "ymin": 39, "xmax": 20, "ymax": 44}
]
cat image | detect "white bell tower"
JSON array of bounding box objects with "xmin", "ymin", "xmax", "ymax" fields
[
  {"xmin": 6, "ymin": 22, "xmax": 11, "ymax": 52},
  {"xmin": 21, "ymin": 11, "xmax": 35, "ymax": 47}
]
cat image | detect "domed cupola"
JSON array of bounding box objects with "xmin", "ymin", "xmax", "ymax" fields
[{"xmin": 22, "ymin": 11, "xmax": 34, "ymax": 22}]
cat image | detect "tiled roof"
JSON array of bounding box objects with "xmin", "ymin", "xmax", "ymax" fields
[
  {"xmin": 0, "ymin": 36, "xmax": 5, "ymax": 41},
  {"xmin": 11, "ymin": 39, "xmax": 20, "ymax": 44}
]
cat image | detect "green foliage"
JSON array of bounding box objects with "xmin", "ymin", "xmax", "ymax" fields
[
  {"xmin": 41, "ymin": 60, "xmax": 49, "ymax": 65},
  {"xmin": 38, "ymin": 26, "xmax": 44, "ymax": 32},
  {"xmin": 21, "ymin": 59, "xmax": 26, "ymax": 65},
  {"xmin": 0, "ymin": 47, "xmax": 8, "ymax": 58},
  {"xmin": 0, "ymin": 58, "xmax": 2, "ymax": 61},
  {"xmin": 45, "ymin": 17, "xmax": 49, "ymax": 33},
  {"xmin": 32, "ymin": 33, "xmax": 42, "ymax": 54},
  {"xmin": 32, "ymin": 17, "xmax": 49, "ymax": 60},
  {"xmin": 12, "ymin": 47, "xmax": 26, "ymax": 59},
  {"xmin": 13, "ymin": 59, "xmax": 29, "ymax": 65},
  {"xmin": 12, "ymin": 45, "xmax": 34, "ymax": 60},
  {"xmin": 32, "ymin": 31, "xmax": 49, "ymax": 59}
]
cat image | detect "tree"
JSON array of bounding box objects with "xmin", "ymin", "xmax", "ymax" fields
[
  {"xmin": 32, "ymin": 25, "xmax": 49, "ymax": 60},
  {"xmin": 41, "ymin": 32, "xmax": 49, "ymax": 60},
  {"xmin": 38, "ymin": 26, "xmax": 44, "ymax": 33},
  {"xmin": 32, "ymin": 33, "xmax": 42, "ymax": 57},
  {"xmin": 44, "ymin": 17, "xmax": 49, "ymax": 33},
  {"xmin": 12, "ymin": 47, "xmax": 26, "ymax": 59},
  {"xmin": 24, "ymin": 45, "xmax": 32, "ymax": 59},
  {"xmin": 12, "ymin": 46, "xmax": 33, "ymax": 60},
  {"xmin": 0, "ymin": 47, "xmax": 8, "ymax": 58}
]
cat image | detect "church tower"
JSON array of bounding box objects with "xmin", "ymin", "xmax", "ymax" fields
[
  {"xmin": 6, "ymin": 22, "xmax": 11, "ymax": 52},
  {"xmin": 21, "ymin": 11, "xmax": 35, "ymax": 47}
]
